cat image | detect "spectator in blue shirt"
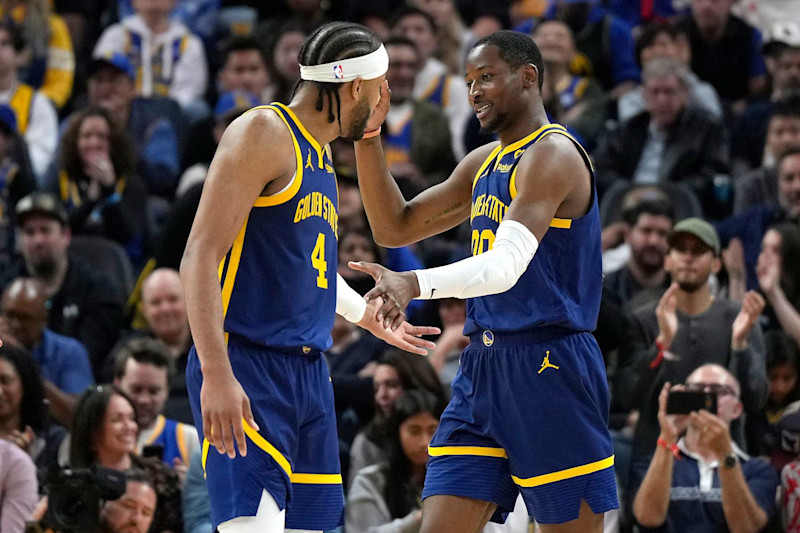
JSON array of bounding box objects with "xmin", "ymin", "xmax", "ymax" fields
[
  {"xmin": 632, "ymin": 364, "xmax": 779, "ymax": 532},
  {"xmin": 717, "ymin": 147, "xmax": 800, "ymax": 290},
  {"xmin": 514, "ymin": 0, "xmax": 640, "ymax": 98},
  {"xmin": 0, "ymin": 277, "xmax": 92, "ymax": 426}
]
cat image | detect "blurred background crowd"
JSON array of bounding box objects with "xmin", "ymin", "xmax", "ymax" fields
[{"xmin": 0, "ymin": 0, "xmax": 799, "ymax": 532}]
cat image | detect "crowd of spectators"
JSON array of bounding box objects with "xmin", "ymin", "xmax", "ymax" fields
[{"xmin": 0, "ymin": 0, "xmax": 798, "ymax": 532}]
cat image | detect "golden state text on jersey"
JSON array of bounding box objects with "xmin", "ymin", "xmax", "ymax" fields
[
  {"xmin": 218, "ymin": 102, "xmax": 339, "ymax": 351},
  {"xmin": 465, "ymin": 123, "xmax": 603, "ymax": 335}
]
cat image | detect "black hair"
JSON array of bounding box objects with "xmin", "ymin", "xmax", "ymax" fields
[
  {"xmin": 767, "ymin": 222, "xmax": 800, "ymax": 308},
  {"xmin": 473, "ymin": 30, "xmax": 545, "ymax": 90},
  {"xmin": 0, "ymin": 345, "xmax": 47, "ymax": 433},
  {"xmin": 70, "ymin": 385, "xmax": 136, "ymax": 468},
  {"xmin": 219, "ymin": 35, "xmax": 268, "ymax": 69},
  {"xmin": 113, "ymin": 337, "xmax": 175, "ymax": 382},
  {"xmin": 390, "ymin": 6, "xmax": 438, "ymax": 34},
  {"xmin": 622, "ymin": 198, "xmax": 676, "ymax": 226},
  {"xmin": 383, "ymin": 390, "xmax": 445, "ymax": 519},
  {"xmin": 296, "ymin": 22, "xmax": 382, "ymax": 129},
  {"xmin": 766, "ymin": 330, "xmax": 800, "ymax": 407},
  {"xmin": 771, "ymin": 92, "xmax": 800, "ymax": 121},
  {"xmin": 0, "ymin": 21, "xmax": 25, "ymax": 53},
  {"xmin": 634, "ymin": 22, "xmax": 682, "ymax": 69},
  {"xmin": 363, "ymin": 349, "xmax": 446, "ymax": 444},
  {"xmin": 123, "ymin": 468, "xmax": 156, "ymax": 491}
]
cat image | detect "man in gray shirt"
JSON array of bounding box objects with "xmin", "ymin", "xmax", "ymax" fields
[{"xmin": 617, "ymin": 218, "xmax": 768, "ymax": 462}]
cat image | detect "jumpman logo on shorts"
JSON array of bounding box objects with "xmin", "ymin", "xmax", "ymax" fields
[{"xmin": 538, "ymin": 350, "xmax": 560, "ymax": 374}]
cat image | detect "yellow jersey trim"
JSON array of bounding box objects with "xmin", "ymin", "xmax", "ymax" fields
[
  {"xmin": 442, "ymin": 76, "xmax": 451, "ymax": 108},
  {"xmin": 493, "ymin": 124, "xmax": 567, "ymax": 171},
  {"xmin": 241, "ymin": 418, "xmax": 293, "ymax": 477},
  {"xmin": 507, "ymin": 127, "xmax": 578, "ymax": 230},
  {"xmin": 273, "ymin": 102, "xmax": 324, "ymax": 168},
  {"xmin": 472, "ymin": 144, "xmax": 503, "ymax": 190},
  {"xmin": 509, "ymin": 166, "xmax": 518, "ymax": 199},
  {"xmin": 251, "ymin": 105, "xmax": 304, "ymax": 207},
  {"xmin": 290, "ymin": 473, "xmax": 343, "ymax": 485},
  {"xmin": 428, "ymin": 445, "xmax": 508, "ymax": 459},
  {"xmin": 420, "ymin": 74, "xmax": 442, "ymax": 102},
  {"xmin": 145, "ymin": 415, "xmax": 166, "ymax": 445},
  {"xmin": 10, "ymin": 83, "xmax": 34, "ymax": 134},
  {"xmin": 549, "ymin": 218, "xmax": 572, "ymax": 229},
  {"xmin": 201, "ymin": 438, "xmax": 210, "ymax": 477},
  {"xmin": 512, "ymin": 455, "xmax": 614, "ymax": 488},
  {"xmin": 220, "ymin": 216, "xmax": 249, "ymax": 318},
  {"xmin": 200, "ymin": 426, "xmax": 342, "ymax": 485},
  {"xmin": 176, "ymin": 423, "xmax": 190, "ymax": 463}
]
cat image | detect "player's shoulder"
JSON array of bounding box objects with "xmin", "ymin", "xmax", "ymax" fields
[
  {"xmin": 521, "ymin": 130, "xmax": 586, "ymax": 175},
  {"xmin": 221, "ymin": 106, "xmax": 294, "ymax": 152},
  {"xmin": 231, "ymin": 105, "xmax": 286, "ymax": 134}
]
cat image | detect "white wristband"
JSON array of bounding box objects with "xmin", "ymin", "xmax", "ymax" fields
[
  {"xmin": 336, "ymin": 273, "xmax": 367, "ymax": 323},
  {"xmin": 413, "ymin": 219, "xmax": 538, "ymax": 300}
]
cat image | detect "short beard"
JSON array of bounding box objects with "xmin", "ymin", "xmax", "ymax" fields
[
  {"xmin": 343, "ymin": 98, "xmax": 371, "ymax": 141},
  {"xmin": 29, "ymin": 258, "xmax": 58, "ymax": 279},
  {"xmin": 676, "ymin": 279, "xmax": 706, "ymax": 293}
]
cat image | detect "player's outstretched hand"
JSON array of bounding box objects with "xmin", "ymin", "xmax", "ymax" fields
[
  {"xmin": 200, "ymin": 370, "xmax": 259, "ymax": 459},
  {"xmin": 349, "ymin": 260, "xmax": 420, "ymax": 331},
  {"xmin": 358, "ymin": 296, "xmax": 440, "ymax": 355}
]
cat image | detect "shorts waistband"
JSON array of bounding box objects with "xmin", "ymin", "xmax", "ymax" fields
[
  {"xmin": 226, "ymin": 332, "xmax": 322, "ymax": 357},
  {"xmin": 469, "ymin": 325, "xmax": 584, "ymax": 347}
]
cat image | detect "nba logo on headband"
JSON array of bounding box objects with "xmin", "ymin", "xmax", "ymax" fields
[{"xmin": 333, "ymin": 64, "xmax": 344, "ymax": 79}]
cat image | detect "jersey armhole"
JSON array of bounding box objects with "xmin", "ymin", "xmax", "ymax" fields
[{"xmin": 252, "ymin": 105, "xmax": 303, "ymax": 208}]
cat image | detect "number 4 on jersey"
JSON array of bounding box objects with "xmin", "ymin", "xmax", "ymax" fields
[{"xmin": 312, "ymin": 232, "xmax": 328, "ymax": 289}]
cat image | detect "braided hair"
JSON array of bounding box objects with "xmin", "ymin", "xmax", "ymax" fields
[{"xmin": 296, "ymin": 22, "xmax": 382, "ymax": 131}]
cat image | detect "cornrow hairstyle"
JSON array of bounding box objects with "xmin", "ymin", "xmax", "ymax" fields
[
  {"xmin": 473, "ymin": 30, "xmax": 545, "ymax": 91},
  {"xmin": 296, "ymin": 22, "xmax": 382, "ymax": 130}
]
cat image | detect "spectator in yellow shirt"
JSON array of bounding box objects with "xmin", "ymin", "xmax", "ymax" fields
[{"xmin": 0, "ymin": 0, "xmax": 75, "ymax": 109}]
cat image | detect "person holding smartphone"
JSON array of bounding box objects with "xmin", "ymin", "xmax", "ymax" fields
[{"xmin": 631, "ymin": 364, "xmax": 780, "ymax": 532}]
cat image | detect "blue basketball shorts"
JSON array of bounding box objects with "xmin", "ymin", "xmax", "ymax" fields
[
  {"xmin": 423, "ymin": 326, "xmax": 619, "ymax": 524},
  {"xmin": 186, "ymin": 334, "xmax": 344, "ymax": 530}
]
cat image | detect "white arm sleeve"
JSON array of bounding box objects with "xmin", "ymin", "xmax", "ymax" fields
[
  {"xmin": 413, "ymin": 219, "xmax": 538, "ymax": 300},
  {"xmin": 336, "ymin": 273, "xmax": 368, "ymax": 323}
]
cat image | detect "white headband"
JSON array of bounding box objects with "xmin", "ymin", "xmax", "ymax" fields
[{"xmin": 299, "ymin": 45, "xmax": 388, "ymax": 83}]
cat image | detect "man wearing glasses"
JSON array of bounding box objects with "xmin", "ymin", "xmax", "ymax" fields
[
  {"xmin": 631, "ymin": 364, "xmax": 780, "ymax": 532},
  {"xmin": 618, "ymin": 218, "xmax": 769, "ymax": 463}
]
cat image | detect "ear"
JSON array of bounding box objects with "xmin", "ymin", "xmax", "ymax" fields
[
  {"xmin": 664, "ymin": 253, "xmax": 673, "ymax": 273},
  {"xmin": 522, "ymin": 63, "xmax": 539, "ymax": 89},
  {"xmin": 349, "ymin": 78, "xmax": 364, "ymax": 101},
  {"xmin": 711, "ymin": 256, "xmax": 722, "ymax": 275},
  {"xmin": 731, "ymin": 399, "xmax": 743, "ymax": 420}
]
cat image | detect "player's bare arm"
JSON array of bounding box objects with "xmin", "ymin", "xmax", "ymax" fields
[
  {"xmin": 351, "ymin": 133, "xmax": 591, "ymax": 329},
  {"xmin": 354, "ymin": 81, "xmax": 499, "ymax": 247},
  {"xmin": 180, "ymin": 109, "xmax": 294, "ymax": 459}
]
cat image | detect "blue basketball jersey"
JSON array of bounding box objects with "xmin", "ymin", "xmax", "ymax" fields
[
  {"xmin": 220, "ymin": 102, "xmax": 339, "ymax": 351},
  {"xmin": 144, "ymin": 415, "xmax": 191, "ymax": 466},
  {"xmin": 464, "ymin": 123, "xmax": 602, "ymax": 335}
]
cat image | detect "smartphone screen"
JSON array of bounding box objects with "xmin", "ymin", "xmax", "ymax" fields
[{"xmin": 666, "ymin": 390, "xmax": 717, "ymax": 415}]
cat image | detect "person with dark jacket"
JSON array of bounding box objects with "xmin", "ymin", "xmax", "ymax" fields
[
  {"xmin": 2, "ymin": 192, "xmax": 123, "ymax": 375},
  {"xmin": 594, "ymin": 58, "xmax": 729, "ymax": 218},
  {"xmin": 617, "ymin": 219, "xmax": 767, "ymax": 465}
]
